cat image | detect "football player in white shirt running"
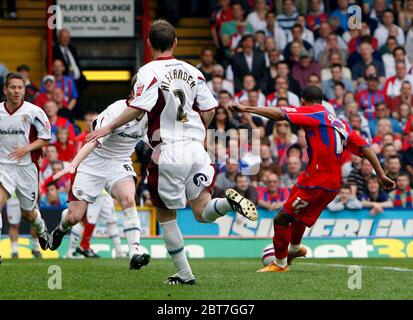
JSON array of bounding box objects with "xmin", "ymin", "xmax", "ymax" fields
[
  {"xmin": 88, "ymin": 20, "xmax": 258, "ymax": 285},
  {"xmin": 49, "ymin": 76, "xmax": 149, "ymax": 270},
  {"xmin": 0, "ymin": 72, "xmax": 51, "ymax": 264}
]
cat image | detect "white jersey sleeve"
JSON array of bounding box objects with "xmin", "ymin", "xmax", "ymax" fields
[
  {"xmin": 32, "ymin": 107, "xmax": 52, "ymax": 141},
  {"xmin": 195, "ymin": 72, "xmax": 218, "ymax": 111},
  {"xmin": 129, "ymin": 67, "xmax": 159, "ymax": 112},
  {"xmin": 92, "ymin": 108, "xmax": 112, "ymax": 146}
]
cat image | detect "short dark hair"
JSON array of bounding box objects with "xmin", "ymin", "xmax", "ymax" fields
[
  {"xmin": 46, "ymin": 181, "xmax": 58, "ymax": 190},
  {"xmin": 341, "ymin": 184, "xmax": 351, "ymax": 191},
  {"xmin": 235, "ymin": 174, "xmax": 249, "ymax": 182},
  {"xmin": 292, "ymin": 24, "xmax": 303, "ymax": 31},
  {"xmin": 277, "ymin": 97, "xmax": 289, "ymax": 104},
  {"xmin": 4, "ymin": 72, "xmax": 24, "ymax": 87},
  {"xmin": 393, "ymin": 46, "xmax": 406, "ymax": 56},
  {"xmin": 149, "ymin": 20, "xmax": 176, "ymax": 52},
  {"xmin": 388, "ymin": 155, "xmax": 401, "ymax": 162},
  {"xmin": 398, "ymin": 172, "xmax": 410, "ymax": 180},
  {"xmin": 218, "ymin": 90, "xmax": 232, "ymax": 97},
  {"xmin": 301, "ymin": 85, "xmax": 323, "ymax": 103},
  {"xmin": 331, "ymin": 63, "xmax": 343, "ymax": 70},
  {"xmin": 333, "ymin": 81, "xmax": 345, "ymax": 90}
]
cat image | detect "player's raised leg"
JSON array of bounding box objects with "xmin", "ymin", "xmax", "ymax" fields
[
  {"xmin": 49, "ymin": 201, "xmax": 88, "ymax": 250},
  {"xmin": 111, "ymin": 179, "xmax": 150, "ymax": 270},
  {"xmin": 20, "ymin": 207, "xmax": 49, "ymax": 251},
  {"xmin": 65, "ymin": 217, "xmax": 85, "ymax": 258}
]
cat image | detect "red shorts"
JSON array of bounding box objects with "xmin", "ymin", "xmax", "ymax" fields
[{"xmin": 282, "ymin": 185, "xmax": 338, "ymax": 227}]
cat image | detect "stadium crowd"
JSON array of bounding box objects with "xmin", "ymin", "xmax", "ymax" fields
[{"xmin": 1, "ymin": 0, "xmax": 413, "ymax": 215}]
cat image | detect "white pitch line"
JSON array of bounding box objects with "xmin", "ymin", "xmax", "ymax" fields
[{"xmin": 298, "ymin": 262, "xmax": 413, "ymax": 272}]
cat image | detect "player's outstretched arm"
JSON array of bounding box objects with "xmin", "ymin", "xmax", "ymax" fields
[
  {"xmin": 87, "ymin": 107, "xmax": 145, "ymax": 142},
  {"xmin": 53, "ymin": 141, "xmax": 98, "ymax": 180},
  {"xmin": 8, "ymin": 138, "xmax": 49, "ymax": 162},
  {"xmin": 227, "ymin": 103, "xmax": 286, "ymax": 121},
  {"xmin": 362, "ymin": 146, "xmax": 396, "ymax": 191}
]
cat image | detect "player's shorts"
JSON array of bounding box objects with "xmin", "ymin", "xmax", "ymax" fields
[
  {"xmin": 147, "ymin": 141, "xmax": 216, "ymax": 209},
  {"xmin": 86, "ymin": 193, "xmax": 117, "ymax": 224},
  {"xmin": 0, "ymin": 163, "xmax": 38, "ymax": 211},
  {"xmin": 282, "ymin": 185, "xmax": 339, "ymax": 227},
  {"xmin": 6, "ymin": 196, "xmax": 22, "ymax": 225},
  {"xmin": 70, "ymin": 156, "xmax": 136, "ymax": 203}
]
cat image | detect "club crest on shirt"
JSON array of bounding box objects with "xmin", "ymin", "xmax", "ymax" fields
[
  {"xmin": 136, "ymin": 83, "xmax": 145, "ymax": 96},
  {"xmin": 21, "ymin": 114, "xmax": 30, "ymax": 124}
]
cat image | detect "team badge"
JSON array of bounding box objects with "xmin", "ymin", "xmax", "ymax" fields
[
  {"xmin": 21, "ymin": 115, "xmax": 30, "ymax": 124},
  {"xmin": 193, "ymin": 173, "xmax": 208, "ymax": 187},
  {"xmin": 77, "ymin": 190, "xmax": 83, "ymax": 197}
]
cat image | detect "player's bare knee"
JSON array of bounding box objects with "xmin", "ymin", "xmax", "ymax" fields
[
  {"xmin": 119, "ymin": 194, "xmax": 136, "ymax": 210},
  {"xmin": 21, "ymin": 209, "xmax": 35, "ymax": 222},
  {"xmin": 156, "ymin": 208, "xmax": 177, "ymax": 223}
]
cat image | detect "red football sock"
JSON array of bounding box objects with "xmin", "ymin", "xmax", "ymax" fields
[
  {"xmin": 80, "ymin": 222, "xmax": 95, "ymax": 250},
  {"xmin": 272, "ymin": 224, "xmax": 291, "ymax": 259},
  {"xmin": 291, "ymin": 222, "xmax": 306, "ymax": 245}
]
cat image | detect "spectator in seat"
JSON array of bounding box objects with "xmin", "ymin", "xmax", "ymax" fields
[
  {"xmin": 283, "ymin": 24, "xmax": 314, "ymax": 64},
  {"xmin": 279, "ymin": 155, "xmax": 302, "ymax": 190},
  {"xmin": 274, "ymin": 60, "xmax": 301, "ymax": 96},
  {"xmin": 390, "ymin": 173, "xmax": 413, "ymax": 208},
  {"xmin": 373, "ymin": 9, "xmax": 405, "ymax": 48},
  {"xmin": 234, "ymin": 174, "xmax": 258, "ymax": 205},
  {"xmin": 210, "ymin": 0, "xmax": 233, "ymax": 52},
  {"xmin": 398, "ymin": 0, "xmax": 413, "ymax": 33},
  {"xmin": 263, "ymin": 11, "xmax": 287, "ymax": 52},
  {"xmin": 53, "ymin": 127, "xmax": 76, "ymax": 162},
  {"xmin": 266, "ymin": 75, "xmax": 300, "ymax": 107},
  {"xmin": 355, "ymin": 75, "xmax": 385, "ymax": 121},
  {"xmin": 380, "ymin": 143, "xmax": 398, "ymax": 165},
  {"xmin": 220, "ymin": 3, "xmax": 254, "ymax": 61},
  {"xmin": 39, "ymin": 144, "xmax": 68, "ymax": 185},
  {"xmin": 385, "ymin": 155, "xmax": 402, "ymax": 182},
  {"xmin": 41, "ymin": 59, "xmax": 78, "ymax": 112},
  {"xmin": 75, "ymin": 110, "xmax": 98, "ymax": 152},
  {"xmin": 39, "ymin": 181, "xmax": 68, "ymax": 211},
  {"xmin": 257, "ymin": 173, "xmax": 289, "ymax": 211},
  {"xmin": 322, "ymin": 64, "xmax": 354, "ymax": 100},
  {"xmin": 35, "ymin": 75, "xmax": 56, "ymax": 109},
  {"xmin": 52, "ymin": 28, "xmax": 87, "ymax": 93},
  {"xmin": 16, "ymin": 64, "xmax": 38, "ymax": 103},
  {"xmin": 327, "ymin": 81, "xmax": 346, "ymax": 113},
  {"xmin": 196, "ymin": 47, "xmax": 215, "ymax": 82},
  {"xmin": 291, "ymin": 50, "xmax": 321, "ymax": 90},
  {"xmin": 361, "ymin": 175, "xmax": 394, "ymax": 216},
  {"xmin": 44, "ymin": 100, "xmax": 76, "ymax": 143},
  {"xmin": 234, "ymin": 74, "xmax": 266, "ymax": 105},
  {"xmin": 317, "ymin": 33, "xmax": 348, "ymax": 69},
  {"xmin": 327, "ymin": 184, "xmax": 363, "ymax": 212},
  {"xmin": 348, "ymin": 158, "xmax": 374, "ymax": 199},
  {"xmin": 276, "ymin": 0, "xmax": 299, "ymax": 31},
  {"xmin": 269, "ymin": 119, "xmax": 297, "ymax": 160},
  {"xmin": 382, "ymin": 41, "xmax": 411, "ymax": 78},
  {"xmin": 52, "ymin": 87, "xmax": 72, "ymax": 120},
  {"xmin": 384, "ymin": 61, "xmax": 413, "ymax": 102},
  {"xmin": 246, "ymin": 0, "xmax": 268, "ymax": 33},
  {"xmin": 286, "ymin": 14, "xmax": 314, "ymax": 46},
  {"xmin": 396, "ymin": 102, "xmax": 412, "ymax": 132},
  {"xmin": 351, "ymin": 42, "xmax": 385, "ymax": 85},
  {"xmin": 389, "ymin": 81, "xmax": 413, "ymax": 117},
  {"xmin": 41, "ymin": 160, "xmax": 70, "ymax": 194},
  {"xmin": 330, "ymin": 0, "xmax": 350, "ymax": 32},
  {"xmin": 231, "ymin": 34, "xmax": 267, "ymax": 93},
  {"xmin": 369, "ymin": 103, "xmax": 403, "ymax": 136},
  {"xmin": 306, "ymin": 0, "xmax": 328, "ymax": 32}
]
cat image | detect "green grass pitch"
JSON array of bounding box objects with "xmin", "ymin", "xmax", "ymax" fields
[{"xmin": 0, "ymin": 258, "xmax": 412, "ymax": 300}]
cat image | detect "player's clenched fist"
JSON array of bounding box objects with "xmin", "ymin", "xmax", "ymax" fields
[
  {"xmin": 378, "ymin": 174, "xmax": 396, "ymax": 191},
  {"xmin": 227, "ymin": 103, "xmax": 247, "ymax": 113}
]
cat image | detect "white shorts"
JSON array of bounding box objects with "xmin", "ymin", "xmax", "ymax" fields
[
  {"xmin": 147, "ymin": 142, "xmax": 215, "ymax": 209},
  {"xmin": 0, "ymin": 163, "xmax": 38, "ymax": 211},
  {"xmin": 70, "ymin": 156, "xmax": 136, "ymax": 203},
  {"xmin": 6, "ymin": 196, "xmax": 22, "ymax": 225},
  {"xmin": 86, "ymin": 193, "xmax": 117, "ymax": 224}
]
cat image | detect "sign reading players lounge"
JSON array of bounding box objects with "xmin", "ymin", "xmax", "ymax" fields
[{"xmin": 56, "ymin": 0, "xmax": 134, "ymax": 37}]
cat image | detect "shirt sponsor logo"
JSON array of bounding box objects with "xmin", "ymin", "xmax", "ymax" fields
[
  {"xmin": 0, "ymin": 129, "xmax": 25, "ymax": 135},
  {"xmin": 21, "ymin": 115, "xmax": 30, "ymax": 124},
  {"xmin": 136, "ymin": 83, "xmax": 145, "ymax": 96}
]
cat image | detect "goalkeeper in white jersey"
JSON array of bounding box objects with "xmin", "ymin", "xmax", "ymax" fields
[{"xmin": 49, "ymin": 76, "xmax": 150, "ymax": 270}]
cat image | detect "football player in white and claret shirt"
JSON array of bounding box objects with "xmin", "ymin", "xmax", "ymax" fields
[
  {"xmin": 49, "ymin": 76, "xmax": 150, "ymax": 270},
  {"xmin": 87, "ymin": 20, "xmax": 258, "ymax": 285},
  {"xmin": 0, "ymin": 72, "xmax": 51, "ymax": 264}
]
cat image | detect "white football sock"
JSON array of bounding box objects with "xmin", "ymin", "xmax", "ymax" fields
[
  {"xmin": 32, "ymin": 209, "xmax": 47, "ymax": 236},
  {"xmin": 59, "ymin": 209, "xmax": 71, "ymax": 232},
  {"xmin": 107, "ymin": 222, "xmax": 123, "ymax": 254},
  {"xmin": 0, "ymin": 215, "xmax": 2, "ymax": 256},
  {"xmin": 69, "ymin": 223, "xmax": 84, "ymax": 253},
  {"xmin": 11, "ymin": 241, "xmax": 18, "ymax": 255},
  {"xmin": 288, "ymin": 244, "xmax": 301, "ymax": 254},
  {"xmin": 201, "ymin": 198, "xmax": 232, "ymax": 222},
  {"xmin": 275, "ymin": 257, "xmax": 287, "ymax": 268},
  {"xmin": 32, "ymin": 238, "xmax": 40, "ymax": 251},
  {"xmin": 159, "ymin": 219, "xmax": 194, "ymax": 281},
  {"xmin": 122, "ymin": 207, "xmax": 141, "ymax": 257}
]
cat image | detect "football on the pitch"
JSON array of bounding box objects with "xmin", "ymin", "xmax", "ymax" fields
[{"xmin": 261, "ymin": 243, "xmax": 275, "ymax": 266}]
